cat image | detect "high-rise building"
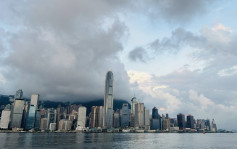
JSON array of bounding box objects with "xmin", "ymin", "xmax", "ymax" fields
[
  {"xmin": 130, "ymin": 114, "xmax": 135, "ymax": 127},
  {"xmin": 152, "ymin": 107, "xmax": 159, "ymax": 119},
  {"xmin": 186, "ymin": 115, "xmax": 194, "ymax": 129},
  {"xmin": 89, "ymin": 106, "xmax": 97, "ymax": 128},
  {"xmin": 96, "ymin": 106, "xmax": 103, "ymax": 128},
  {"xmin": 40, "ymin": 118, "xmax": 48, "ymax": 130},
  {"xmin": 34, "ymin": 110, "xmax": 41, "ymax": 130},
  {"xmin": 47, "ymin": 108, "xmax": 57, "ymax": 129},
  {"xmin": 10, "ymin": 99, "xmax": 25, "ymax": 128},
  {"xmin": 177, "ymin": 113, "xmax": 185, "ymax": 130},
  {"xmin": 170, "ymin": 118, "xmax": 177, "ymax": 127},
  {"xmin": 144, "ymin": 108, "xmax": 150, "ymax": 130},
  {"xmin": 76, "ymin": 106, "xmax": 87, "ymax": 130},
  {"xmin": 15, "ymin": 89, "xmax": 23, "ymax": 99},
  {"xmin": 163, "ymin": 119, "xmax": 170, "ymax": 131},
  {"xmin": 135, "ymin": 103, "xmax": 144, "ymax": 128},
  {"xmin": 205, "ymin": 119, "xmax": 211, "ymax": 131},
  {"xmin": 121, "ymin": 104, "xmax": 130, "ymax": 128},
  {"xmin": 25, "ymin": 105, "xmax": 36, "ymax": 130},
  {"xmin": 30, "ymin": 94, "xmax": 39, "ymax": 109},
  {"xmin": 59, "ymin": 119, "xmax": 72, "ymax": 131},
  {"xmin": 103, "ymin": 71, "xmax": 114, "ymax": 128},
  {"xmin": 131, "ymin": 97, "xmax": 138, "ymax": 114},
  {"xmin": 211, "ymin": 119, "xmax": 217, "ymax": 132},
  {"xmin": 113, "ymin": 110, "xmax": 120, "ymax": 128},
  {"xmin": 0, "ymin": 108, "xmax": 11, "ymax": 129}
]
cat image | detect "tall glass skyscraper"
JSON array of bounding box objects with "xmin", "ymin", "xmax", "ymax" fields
[{"xmin": 103, "ymin": 71, "xmax": 114, "ymax": 128}]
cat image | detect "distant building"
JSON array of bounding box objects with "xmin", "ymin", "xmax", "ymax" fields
[
  {"xmin": 113, "ymin": 110, "xmax": 120, "ymax": 128},
  {"xmin": 177, "ymin": 113, "xmax": 185, "ymax": 130},
  {"xmin": 30, "ymin": 94, "xmax": 39, "ymax": 109},
  {"xmin": 49, "ymin": 123, "xmax": 56, "ymax": 131},
  {"xmin": 47, "ymin": 108, "xmax": 57, "ymax": 129},
  {"xmin": 163, "ymin": 119, "xmax": 170, "ymax": 131},
  {"xmin": 131, "ymin": 97, "xmax": 138, "ymax": 114},
  {"xmin": 25, "ymin": 105, "xmax": 36, "ymax": 130},
  {"xmin": 59, "ymin": 119, "xmax": 72, "ymax": 131},
  {"xmin": 103, "ymin": 71, "xmax": 114, "ymax": 128},
  {"xmin": 121, "ymin": 104, "xmax": 130, "ymax": 128},
  {"xmin": 135, "ymin": 103, "xmax": 144, "ymax": 128},
  {"xmin": 15, "ymin": 89, "xmax": 23, "ymax": 99},
  {"xmin": 150, "ymin": 107, "xmax": 162, "ymax": 130},
  {"xmin": 170, "ymin": 118, "xmax": 177, "ymax": 127},
  {"xmin": 144, "ymin": 108, "xmax": 150, "ymax": 130},
  {"xmin": 186, "ymin": 115, "xmax": 194, "ymax": 129},
  {"xmin": 0, "ymin": 108, "xmax": 11, "ymax": 129},
  {"xmin": 152, "ymin": 107, "xmax": 159, "ymax": 119},
  {"xmin": 89, "ymin": 106, "xmax": 97, "ymax": 128},
  {"xmin": 129, "ymin": 114, "xmax": 135, "ymax": 127},
  {"xmin": 205, "ymin": 119, "xmax": 211, "ymax": 131},
  {"xmin": 76, "ymin": 106, "xmax": 86, "ymax": 130},
  {"xmin": 211, "ymin": 119, "xmax": 217, "ymax": 132},
  {"xmin": 40, "ymin": 118, "xmax": 48, "ymax": 130},
  {"xmin": 10, "ymin": 99, "xmax": 25, "ymax": 129},
  {"xmin": 34, "ymin": 110, "xmax": 41, "ymax": 130},
  {"xmin": 150, "ymin": 119, "xmax": 160, "ymax": 130}
]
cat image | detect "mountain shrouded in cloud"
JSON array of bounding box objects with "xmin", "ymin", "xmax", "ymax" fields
[{"xmin": 1, "ymin": 0, "xmax": 237, "ymax": 130}]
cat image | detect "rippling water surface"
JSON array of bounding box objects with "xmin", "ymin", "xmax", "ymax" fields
[{"xmin": 0, "ymin": 133, "xmax": 236, "ymax": 149}]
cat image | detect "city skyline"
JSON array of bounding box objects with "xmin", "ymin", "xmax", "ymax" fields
[{"xmin": 0, "ymin": 0, "xmax": 237, "ymax": 130}]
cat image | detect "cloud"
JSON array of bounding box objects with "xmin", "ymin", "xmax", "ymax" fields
[{"xmin": 128, "ymin": 47, "xmax": 148, "ymax": 62}]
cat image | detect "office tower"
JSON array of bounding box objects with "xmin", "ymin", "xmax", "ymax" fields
[
  {"xmin": 131, "ymin": 97, "xmax": 138, "ymax": 114},
  {"xmin": 166, "ymin": 113, "xmax": 169, "ymax": 119},
  {"xmin": 0, "ymin": 107, "xmax": 11, "ymax": 129},
  {"xmin": 152, "ymin": 107, "xmax": 159, "ymax": 119},
  {"xmin": 170, "ymin": 118, "xmax": 177, "ymax": 127},
  {"xmin": 89, "ymin": 106, "xmax": 97, "ymax": 128},
  {"xmin": 205, "ymin": 119, "xmax": 211, "ymax": 131},
  {"xmin": 96, "ymin": 106, "xmax": 103, "ymax": 128},
  {"xmin": 59, "ymin": 119, "xmax": 72, "ymax": 131},
  {"xmin": 40, "ymin": 118, "xmax": 48, "ymax": 130},
  {"xmin": 56, "ymin": 105, "xmax": 64, "ymax": 129},
  {"xmin": 130, "ymin": 114, "xmax": 135, "ymax": 127},
  {"xmin": 186, "ymin": 115, "xmax": 194, "ymax": 129},
  {"xmin": 47, "ymin": 108, "xmax": 57, "ymax": 129},
  {"xmin": 76, "ymin": 106, "xmax": 87, "ymax": 130},
  {"xmin": 150, "ymin": 119, "xmax": 160, "ymax": 130},
  {"xmin": 196, "ymin": 119, "xmax": 206, "ymax": 130},
  {"xmin": 22, "ymin": 102, "xmax": 29, "ymax": 129},
  {"xmin": 135, "ymin": 103, "xmax": 144, "ymax": 128},
  {"xmin": 103, "ymin": 71, "xmax": 114, "ymax": 128},
  {"xmin": 113, "ymin": 110, "xmax": 120, "ymax": 128},
  {"xmin": 30, "ymin": 94, "xmax": 39, "ymax": 109},
  {"xmin": 121, "ymin": 104, "xmax": 130, "ymax": 128},
  {"xmin": 25, "ymin": 105, "xmax": 36, "ymax": 130},
  {"xmin": 163, "ymin": 119, "xmax": 170, "ymax": 131},
  {"xmin": 15, "ymin": 89, "xmax": 23, "ymax": 99},
  {"xmin": 10, "ymin": 99, "xmax": 25, "ymax": 128},
  {"xmin": 177, "ymin": 113, "xmax": 185, "ymax": 130},
  {"xmin": 211, "ymin": 119, "xmax": 217, "ymax": 132},
  {"xmin": 144, "ymin": 108, "xmax": 150, "ymax": 130},
  {"xmin": 34, "ymin": 110, "xmax": 41, "ymax": 130}
]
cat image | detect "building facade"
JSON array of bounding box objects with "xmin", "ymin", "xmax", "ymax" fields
[{"xmin": 76, "ymin": 106, "xmax": 87, "ymax": 130}]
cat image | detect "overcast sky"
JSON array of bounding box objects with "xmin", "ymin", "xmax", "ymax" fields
[{"xmin": 0, "ymin": 0, "xmax": 237, "ymax": 130}]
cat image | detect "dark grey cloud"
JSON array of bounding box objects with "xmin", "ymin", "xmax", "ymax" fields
[{"xmin": 128, "ymin": 47, "xmax": 148, "ymax": 62}]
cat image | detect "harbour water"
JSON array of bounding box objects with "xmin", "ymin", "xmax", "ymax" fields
[{"xmin": 0, "ymin": 133, "xmax": 236, "ymax": 149}]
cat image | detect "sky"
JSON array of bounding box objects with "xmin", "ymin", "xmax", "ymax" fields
[{"xmin": 0, "ymin": 0, "xmax": 237, "ymax": 130}]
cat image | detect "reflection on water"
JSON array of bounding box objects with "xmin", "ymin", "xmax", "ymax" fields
[{"xmin": 0, "ymin": 133, "xmax": 236, "ymax": 149}]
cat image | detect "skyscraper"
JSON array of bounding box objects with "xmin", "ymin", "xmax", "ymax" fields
[
  {"xmin": 10, "ymin": 99, "xmax": 25, "ymax": 128},
  {"xmin": 30, "ymin": 94, "xmax": 39, "ymax": 109},
  {"xmin": 177, "ymin": 113, "xmax": 185, "ymax": 130},
  {"xmin": 151, "ymin": 107, "xmax": 162, "ymax": 130},
  {"xmin": 135, "ymin": 103, "xmax": 144, "ymax": 128},
  {"xmin": 47, "ymin": 108, "xmax": 57, "ymax": 129},
  {"xmin": 152, "ymin": 107, "xmax": 159, "ymax": 119},
  {"xmin": 0, "ymin": 107, "xmax": 11, "ymax": 129},
  {"xmin": 186, "ymin": 115, "xmax": 194, "ymax": 129},
  {"xmin": 25, "ymin": 105, "xmax": 36, "ymax": 130},
  {"xmin": 121, "ymin": 103, "xmax": 130, "ymax": 128},
  {"xmin": 76, "ymin": 106, "xmax": 87, "ymax": 130},
  {"xmin": 144, "ymin": 107, "xmax": 150, "ymax": 130},
  {"xmin": 103, "ymin": 71, "xmax": 114, "ymax": 128},
  {"xmin": 15, "ymin": 89, "xmax": 23, "ymax": 99},
  {"xmin": 131, "ymin": 97, "xmax": 138, "ymax": 114}
]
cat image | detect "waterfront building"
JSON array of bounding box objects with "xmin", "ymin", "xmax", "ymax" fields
[
  {"xmin": 96, "ymin": 106, "xmax": 104, "ymax": 128},
  {"xmin": 30, "ymin": 94, "xmax": 39, "ymax": 109},
  {"xmin": 152, "ymin": 107, "xmax": 159, "ymax": 119},
  {"xmin": 150, "ymin": 107, "xmax": 162, "ymax": 130},
  {"xmin": 47, "ymin": 108, "xmax": 57, "ymax": 129},
  {"xmin": 89, "ymin": 106, "xmax": 97, "ymax": 128},
  {"xmin": 196, "ymin": 119, "xmax": 206, "ymax": 130},
  {"xmin": 10, "ymin": 99, "xmax": 25, "ymax": 129},
  {"xmin": 76, "ymin": 106, "xmax": 87, "ymax": 130},
  {"xmin": 121, "ymin": 104, "xmax": 130, "ymax": 128},
  {"xmin": 186, "ymin": 115, "xmax": 194, "ymax": 129},
  {"xmin": 22, "ymin": 102, "xmax": 29, "ymax": 129},
  {"xmin": 25, "ymin": 105, "xmax": 36, "ymax": 130},
  {"xmin": 170, "ymin": 118, "xmax": 177, "ymax": 127},
  {"xmin": 150, "ymin": 119, "xmax": 160, "ymax": 130},
  {"xmin": 113, "ymin": 110, "xmax": 120, "ymax": 128},
  {"xmin": 177, "ymin": 113, "xmax": 185, "ymax": 130},
  {"xmin": 211, "ymin": 119, "xmax": 217, "ymax": 132},
  {"xmin": 135, "ymin": 103, "xmax": 144, "ymax": 128},
  {"xmin": 49, "ymin": 123, "xmax": 56, "ymax": 131},
  {"xmin": 0, "ymin": 108, "xmax": 11, "ymax": 129},
  {"xmin": 130, "ymin": 114, "xmax": 135, "ymax": 127},
  {"xmin": 163, "ymin": 119, "xmax": 170, "ymax": 131},
  {"xmin": 40, "ymin": 118, "xmax": 48, "ymax": 130},
  {"xmin": 59, "ymin": 119, "xmax": 72, "ymax": 131},
  {"xmin": 144, "ymin": 108, "xmax": 150, "ymax": 130},
  {"xmin": 15, "ymin": 89, "xmax": 23, "ymax": 99},
  {"xmin": 56, "ymin": 105, "xmax": 64, "ymax": 129},
  {"xmin": 131, "ymin": 97, "xmax": 138, "ymax": 114},
  {"xmin": 205, "ymin": 119, "xmax": 212, "ymax": 131},
  {"xmin": 34, "ymin": 110, "xmax": 41, "ymax": 130},
  {"xmin": 103, "ymin": 71, "xmax": 114, "ymax": 128}
]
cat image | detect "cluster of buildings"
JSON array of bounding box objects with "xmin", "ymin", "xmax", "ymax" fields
[{"xmin": 0, "ymin": 71, "xmax": 217, "ymax": 133}]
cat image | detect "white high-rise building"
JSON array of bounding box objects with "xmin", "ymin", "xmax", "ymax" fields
[
  {"xmin": 76, "ymin": 106, "xmax": 87, "ymax": 130},
  {"xmin": 30, "ymin": 94, "xmax": 39, "ymax": 108},
  {"xmin": 135, "ymin": 103, "xmax": 144, "ymax": 128},
  {"xmin": 0, "ymin": 109, "xmax": 11, "ymax": 129},
  {"xmin": 103, "ymin": 71, "xmax": 114, "ymax": 128},
  {"xmin": 144, "ymin": 107, "xmax": 150, "ymax": 130}
]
